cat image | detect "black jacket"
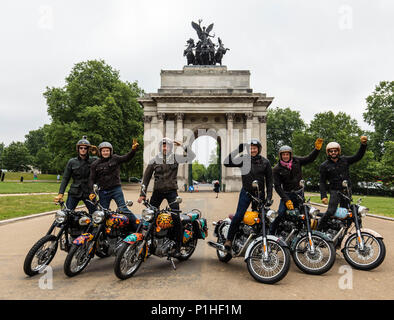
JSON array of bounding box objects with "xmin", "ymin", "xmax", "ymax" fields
[
  {"xmin": 319, "ymin": 143, "xmax": 367, "ymax": 199},
  {"xmin": 141, "ymin": 146, "xmax": 196, "ymax": 195},
  {"xmin": 273, "ymin": 148, "xmax": 320, "ymax": 202},
  {"xmin": 224, "ymin": 146, "xmax": 273, "ymax": 200},
  {"xmin": 59, "ymin": 156, "xmax": 97, "ymax": 198},
  {"xmin": 89, "ymin": 148, "xmax": 136, "ymax": 191}
]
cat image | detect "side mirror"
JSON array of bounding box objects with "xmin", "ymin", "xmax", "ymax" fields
[
  {"xmin": 141, "ymin": 184, "xmax": 146, "ymax": 192},
  {"xmin": 300, "ymin": 180, "xmax": 305, "ymax": 188},
  {"xmin": 342, "ymin": 180, "xmax": 348, "ymax": 188},
  {"xmin": 126, "ymin": 200, "xmax": 133, "ymax": 207},
  {"xmin": 93, "ymin": 184, "xmax": 99, "ymax": 193},
  {"xmin": 175, "ymin": 196, "xmax": 182, "ymax": 204},
  {"xmin": 252, "ymin": 180, "xmax": 259, "ymax": 189}
]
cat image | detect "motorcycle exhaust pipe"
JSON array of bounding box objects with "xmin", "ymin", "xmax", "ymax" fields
[{"xmin": 207, "ymin": 240, "xmax": 227, "ymax": 252}]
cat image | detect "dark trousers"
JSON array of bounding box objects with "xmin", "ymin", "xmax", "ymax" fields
[
  {"xmin": 66, "ymin": 195, "xmax": 96, "ymax": 215},
  {"xmin": 150, "ymin": 190, "xmax": 183, "ymax": 249},
  {"xmin": 269, "ymin": 191, "xmax": 303, "ymax": 235},
  {"xmin": 226, "ymin": 188, "xmax": 260, "ymax": 241},
  {"xmin": 319, "ymin": 190, "xmax": 349, "ymax": 230},
  {"xmin": 99, "ymin": 185, "xmax": 137, "ymax": 232}
]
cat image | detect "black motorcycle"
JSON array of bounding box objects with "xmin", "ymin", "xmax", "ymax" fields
[
  {"xmin": 318, "ymin": 180, "xmax": 386, "ymax": 270},
  {"xmin": 114, "ymin": 183, "xmax": 207, "ymax": 280},
  {"xmin": 23, "ymin": 200, "xmax": 91, "ymax": 276},
  {"xmin": 208, "ymin": 180, "xmax": 291, "ymax": 284},
  {"xmin": 272, "ymin": 180, "xmax": 336, "ymax": 275},
  {"xmin": 63, "ymin": 185, "xmax": 134, "ymax": 277}
]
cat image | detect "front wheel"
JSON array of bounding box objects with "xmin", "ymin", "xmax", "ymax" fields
[
  {"xmin": 63, "ymin": 242, "xmax": 95, "ymax": 277},
  {"xmin": 114, "ymin": 242, "xmax": 144, "ymax": 280},
  {"xmin": 23, "ymin": 235, "xmax": 58, "ymax": 276},
  {"xmin": 292, "ymin": 235, "xmax": 336, "ymax": 275},
  {"xmin": 246, "ymin": 239, "xmax": 290, "ymax": 284},
  {"xmin": 343, "ymin": 232, "xmax": 386, "ymax": 270}
]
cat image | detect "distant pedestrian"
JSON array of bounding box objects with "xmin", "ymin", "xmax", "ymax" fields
[
  {"xmin": 57, "ymin": 174, "xmax": 60, "ymax": 182},
  {"xmin": 213, "ymin": 181, "xmax": 220, "ymax": 198}
]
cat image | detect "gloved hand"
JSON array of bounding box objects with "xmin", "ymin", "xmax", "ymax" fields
[
  {"xmin": 315, "ymin": 138, "xmax": 324, "ymax": 150},
  {"xmin": 137, "ymin": 196, "xmax": 146, "ymax": 203},
  {"xmin": 89, "ymin": 193, "xmax": 96, "ymax": 201},
  {"xmin": 360, "ymin": 136, "xmax": 368, "ymax": 145},
  {"xmin": 285, "ymin": 200, "xmax": 294, "ymax": 210},
  {"xmin": 322, "ymin": 198, "xmax": 328, "ymax": 205},
  {"xmin": 54, "ymin": 194, "xmax": 63, "ymax": 203},
  {"xmin": 132, "ymin": 139, "xmax": 139, "ymax": 150}
]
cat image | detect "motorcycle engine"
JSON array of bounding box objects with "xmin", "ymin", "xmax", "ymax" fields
[
  {"xmin": 233, "ymin": 234, "xmax": 248, "ymax": 254},
  {"xmin": 154, "ymin": 238, "xmax": 175, "ymax": 257},
  {"xmin": 242, "ymin": 224, "xmax": 254, "ymax": 236}
]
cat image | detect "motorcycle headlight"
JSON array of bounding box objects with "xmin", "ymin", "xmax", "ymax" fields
[
  {"xmin": 55, "ymin": 210, "xmax": 67, "ymax": 224},
  {"xmin": 309, "ymin": 207, "xmax": 320, "ymax": 219},
  {"xmin": 79, "ymin": 216, "xmax": 91, "ymax": 226},
  {"xmin": 358, "ymin": 206, "xmax": 369, "ymax": 217},
  {"xmin": 142, "ymin": 208, "xmax": 154, "ymax": 222},
  {"xmin": 92, "ymin": 210, "xmax": 105, "ymax": 224},
  {"xmin": 266, "ymin": 210, "xmax": 278, "ymax": 223}
]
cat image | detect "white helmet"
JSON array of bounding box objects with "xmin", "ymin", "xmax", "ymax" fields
[{"xmin": 326, "ymin": 142, "xmax": 341, "ymax": 156}]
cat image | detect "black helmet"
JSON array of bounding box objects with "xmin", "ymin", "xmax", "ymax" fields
[
  {"xmin": 98, "ymin": 141, "xmax": 113, "ymax": 157},
  {"xmin": 76, "ymin": 136, "xmax": 91, "ymax": 152},
  {"xmin": 248, "ymin": 139, "xmax": 262, "ymax": 154}
]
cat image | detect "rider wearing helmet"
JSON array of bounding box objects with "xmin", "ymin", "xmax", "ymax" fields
[
  {"xmin": 88, "ymin": 139, "xmax": 139, "ymax": 231},
  {"xmin": 137, "ymin": 137, "xmax": 196, "ymax": 256},
  {"xmin": 54, "ymin": 136, "xmax": 98, "ymax": 214},
  {"xmin": 269, "ymin": 138, "xmax": 323, "ymax": 235},
  {"xmin": 318, "ymin": 136, "xmax": 368, "ymax": 231},
  {"xmin": 223, "ymin": 138, "xmax": 273, "ymax": 250}
]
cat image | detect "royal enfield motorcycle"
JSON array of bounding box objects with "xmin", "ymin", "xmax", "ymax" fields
[
  {"xmin": 63, "ymin": 185, "xmax": 135, "ymax": 277},
  {"xmin": 23, "ymin": 200, "xmax": 91, "ymax": 276},
  {"xmin": 272, "ymin": 180, "xmax": 336, "ymax": 275},
  {"xmin": 208, "ymin": 180, "xmax": 291, "ymax": 284},
  {"xmin": 318, "ymin": 180, "xmax": 386, "ymax": 270},
  {"xmin": 113, "ymin": 183, "xmax": 208, "ymax": 280}
]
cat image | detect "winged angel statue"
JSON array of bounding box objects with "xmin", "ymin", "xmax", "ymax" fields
[{"xmin": 183, "ymin": 19, "xmax": 229, "ymax": 66}]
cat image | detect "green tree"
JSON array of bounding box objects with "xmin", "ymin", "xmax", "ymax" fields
[
  {"xmin": 377, "ymin": 141, "xmax": 394, "ymax": 186},
  {"xmin": 192, "ymin": 161, "xmax": 207, "ymax": 182},
  {"xmin": 44, "ymin": 60, "xmax": 144, "ymax": 176},
  {"xmin": 2, "ymin": 142, "xmax": 32, "ymax": 172},
  {"xmin": 266, "ymin": 107, "xmax": 306, "ymax": 164},
  {"xmin": 206, "ymin": 144, "xmax": 220, "ymax": 182},
  {"xmin": 0, "ymin": 142, "xmax": 4, "ymax": 169},
  {"xmin": 363, "ymin": 81, "xmax": 394, "ymax": 159}
]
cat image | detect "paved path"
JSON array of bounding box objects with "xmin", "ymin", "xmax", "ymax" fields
[{"xmin": 0, "ymin": 189, "xmax": 393, "ymax": 300}]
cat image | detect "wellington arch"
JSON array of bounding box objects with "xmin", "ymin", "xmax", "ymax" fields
[{"xmin": 138, "ymin": 65, "xmax": 273, "ymax": 192}]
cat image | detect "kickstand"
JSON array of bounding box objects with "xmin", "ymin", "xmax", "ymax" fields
[{"xmin": 168, "ymin": 256, "xmax": 177, "ymax": 270}]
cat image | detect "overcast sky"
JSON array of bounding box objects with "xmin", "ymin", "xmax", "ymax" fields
[{"xmin": 0, "ymin": 0, "xmax": 393, "ymax": 165}]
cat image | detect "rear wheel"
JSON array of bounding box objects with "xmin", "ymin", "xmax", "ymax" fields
[
  {"xmin": 177, "ymin": 235, "xmax": 198, "ymax": 261},
  {"xmin": 23, "ymin": 235, "xmax": 58, "ymax": 276}
]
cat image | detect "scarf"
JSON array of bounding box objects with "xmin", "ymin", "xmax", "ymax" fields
[{"xmin": 280, "ymin": 159, "xmax": 293, "ymax": 170}]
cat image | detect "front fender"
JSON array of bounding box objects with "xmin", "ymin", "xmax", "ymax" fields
[
  {"xmin": 73, "ymin": 233, "xmax": 94, "ymax": 246},
  {"xmin": 123, "ymin": 233, "xmax": 144, "ymax": 245},
  {"xmin": 244, "ymin": 235, "xmax": 288, "ymax": 261},
  {"xmin": 340, "ymin": 228, "xmax": 383, "ymax": 250}
]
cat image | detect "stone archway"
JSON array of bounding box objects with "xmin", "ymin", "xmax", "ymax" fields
[{"xmin": 138, "ymin": 66, "xmax": 273, "ymax": 192}]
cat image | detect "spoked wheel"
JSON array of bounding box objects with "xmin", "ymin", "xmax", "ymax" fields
[
  {"xmin": 343, "ymin": 232, "xmax": 386, "ymax": 270},
  {"xmin": 246, "ymin": 239, "xmax": 290, "ymax": 284},
  {"xmin": 292, "ymin": 235, "xmax": 336, "ymax": 275},
  {"xmin": 177, "ymin": 236, "xmax": 198, "ymax": 261},
  {"xmin": 114, "ymin": 242, "xmax": 144, "ymax": 280},
  {"xmin": 63, "ymin": 242, "xmax": 95, "ymax": 277},
  {"xmin": 23, "ymin": 235, "xmax": 58, "ymax": 276}
]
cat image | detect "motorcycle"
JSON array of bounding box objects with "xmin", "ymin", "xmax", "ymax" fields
[
  {"xmin": 208, "ymin": 180, "xmax": 291, "ymax": 284},
  {"xmin": 63, "ymin": 184, "xmax": 135, "ymax": 277},
  {"xmin": 318, "ymin": 180, "xmax": 386, "ymax": 270},
  {"xmin": 272, "ymin": 180, "xmax": 336, "ymax": 275},
  {"xmin": 114, "ymin": 182, "xmax": 208, "ymax": 280},
  {"xmin": 23, "ymin": 200, "xmax": 91, "ymax": 276}
]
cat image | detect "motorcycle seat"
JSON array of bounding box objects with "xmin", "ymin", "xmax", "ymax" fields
[
  {"xmin": 228, "ymin": 214, "xmax": 234, "ymax": 220},
  {"xmin": 180, "ymin": 214, "xmax": 192, "ymax": 223}
]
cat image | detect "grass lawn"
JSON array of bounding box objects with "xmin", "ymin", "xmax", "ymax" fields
[
  {"xmin": 1, "ymin": 171, "xmax": 60, "ymax": 181},
  {"xmin": 308, "ymin": 194, "xmax": 394, "ymax": 218},
  {"xmin": 0, "ymin": 182, "xmax": 60, "ymax": 194},
  {"xmin": 0, "ymin": 195, "xmax": 60, "ymax": 220}
]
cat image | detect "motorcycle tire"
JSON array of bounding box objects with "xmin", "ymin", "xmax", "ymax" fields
[
  {"xmin": 292, "ymin": 235, "xmax": 336, "ymax": 275},
  {"xmin": 23, "ymin": 235, "xmax": 58, "ymax": 277},
  {"xmin": 177, "ymin": 236, "xmax": 198, "ymax": 261},
  {"xmin": 114, "ymin": 242, "xmax": 144, "ymax": 280},
  {"xmin": 63, "ymin": 243, "xmax": 94, "ymax": 277},
  {"xmin": 343, "ymin": 232, "xmax": 386, "ymax": 271},
  {"xmin": 246, "ymin": 239, "xmax": 291, "ymax": 284},
  {"xmin": 215, "ymin": 236, "xmax": 232, "ymax": 263}
]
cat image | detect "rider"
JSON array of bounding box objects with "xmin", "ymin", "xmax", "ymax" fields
[
  {"xmin": 54, "ymin": 136, "xmax": 97, "ymax": 214},
  {"xmin": 137, "ymin": 137, "xmax": 196, "ymax": 256},
  {"xmin": 88, "ymin": 139, "xmax": 139, "ymax": 231},
  {"xmin": 269, "ymin": 138, "xmax": 324, "ymax": 235},
  {"xmin": 318, "ymin": 136, "xmax": 368, "ymax": 231},
  {"xmin": 223, "ymin": 139, "xmax": 273, "ymax": 250}
]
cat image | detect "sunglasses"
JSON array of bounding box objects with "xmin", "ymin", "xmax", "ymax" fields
[
  {"xmin": 328, "ymin": 149, "xmax": 339, "ymax": 153},
  {"xmin": 79, "ymin": 146, "xmax": 88, "ymax": 150}
]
